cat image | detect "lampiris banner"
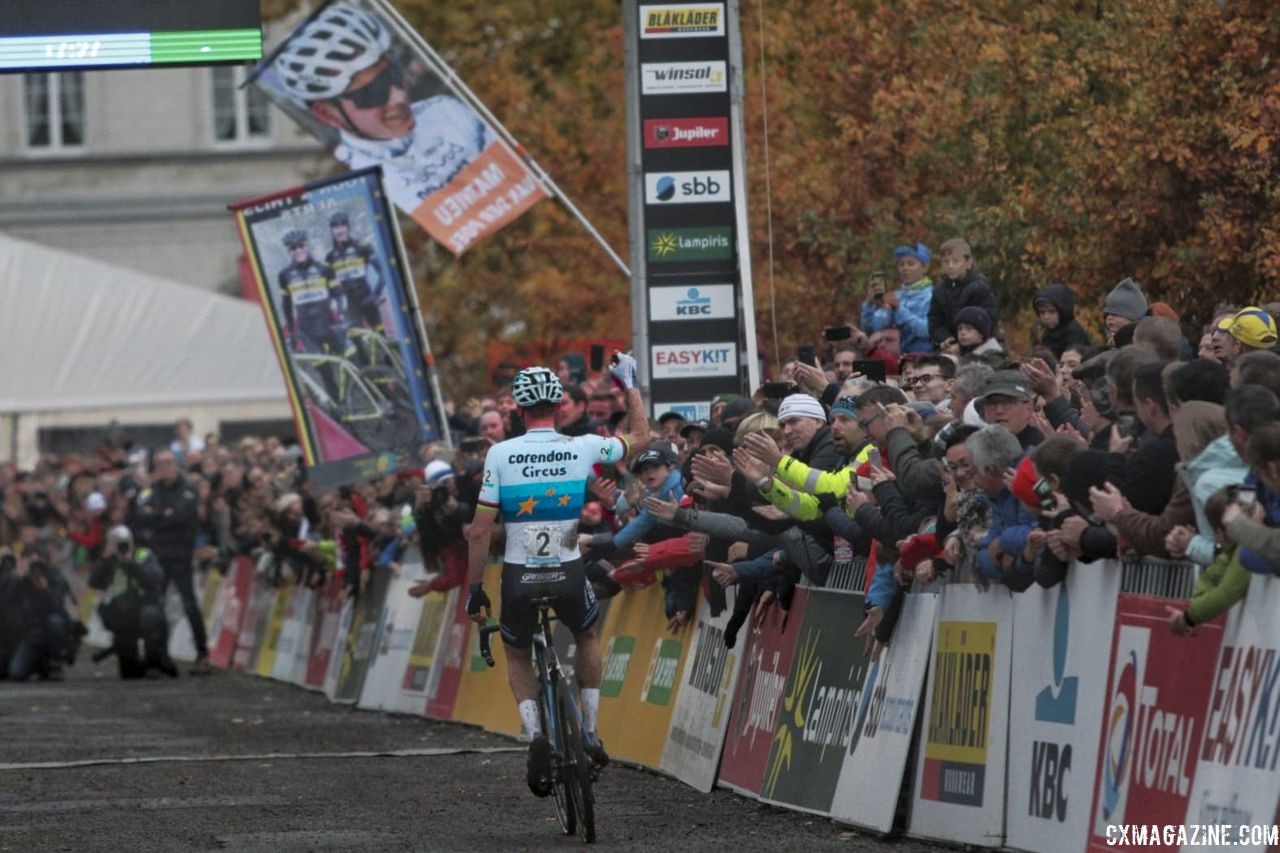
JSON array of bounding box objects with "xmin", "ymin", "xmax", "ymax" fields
[
  {"xmin": 232, "ymin": 168, "xmax": 444, "ymax": 491},
  {"xmin": 625, "ymin": 0, "xmax": 759, "ymax": 416},
  {"xmin": 251, "ymin": 0, "xmax": 547, "ymax": 255}
]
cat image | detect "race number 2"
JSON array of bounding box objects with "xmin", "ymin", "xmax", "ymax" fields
[{"xmin": 523, "ymin": 523, "xmax": 562, "ymax": 568}]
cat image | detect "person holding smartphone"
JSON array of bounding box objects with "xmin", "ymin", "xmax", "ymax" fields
[{"xmin": 860, "ymin": 243, "xmax": 935, "ymax": 354}]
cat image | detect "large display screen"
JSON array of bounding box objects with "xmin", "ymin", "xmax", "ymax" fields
[{"xmin": 0, "ymin": 0, "xmax": 262, "ymax": 72}]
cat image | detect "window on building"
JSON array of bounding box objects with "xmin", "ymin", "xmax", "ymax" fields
[
  {"xmin": 24, "ymin": 72, "xmax": 86, "ymax": 150},
  {"xmin": 212, "ymin": 66, "xmax": 271, "ymax": 144}
]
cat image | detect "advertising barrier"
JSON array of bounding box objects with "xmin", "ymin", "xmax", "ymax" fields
[
  {"xmin": 274, "ymin": 585, "xmax": 314, "ymax": 685},
  {"xmin": 358, "ymin": 556, "xmax": 434, "ymax": 713},
  {"xmin": 718, "ymin": 588, "xmax": 810, "ymax": 797},
  {"xmin": 254, "ymin": 585, "xmax": 293, "ymax": 678},
  {"xmin": 1006, "ymin": 567, "xmax": 1121, "ymax": 853},
  {"xmin": 425, "ymin": 588, "xmax": 470, "ymax": 720},
  {"xmin": 208, "ymin": 557, "xmax": 253, "ymax": 669},
  {"xmin": 1181, "ymin": 574, "xmax": 1280, "ymax": 852},
  {"xmin": 231, "ymin": 573, "xmax": 274, "ymax": 672},
  {"xmin": 660, "ymin": 586, "xmax": 742, "ymax": 792},
  {"xmin": 832, "ymin": 591, "xmax": 938, "ymax": 833},
  {"xmin": 594, "ymin": 580, "xmax": 694, "ymax": 769},
  {"xmin": 305, "ymin": 572, "xmax": 346, "ymax": 691},
  {"xmin": 1084, "ymin": 578, "xmax": 1224, "ymax": 852},
  {"xmin": 449, "ymin": 560, "xmax": 522, "ymax": 736},
  {"xmin": 323, "ymin": 596, "xmax": 355, "ymax": 702},
  {"xmin": 909, "ymin": 584, "xmax": 1014, "ymax": 848},
  {"xmin": 759, "ymin": 583, "xmax": 872, "ymax": 815},
  {"xmin": 329, "ymin": 564, "xmax": 393, "ymax": 704}
]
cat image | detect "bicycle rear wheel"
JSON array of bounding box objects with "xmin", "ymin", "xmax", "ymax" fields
[
  {"xmin": 541, "ymin": 689, "xmax": 575, "ymax": 835},
  {"xmin": 558, "ymin": 687, "xmax": 596, "ymax": 843}
]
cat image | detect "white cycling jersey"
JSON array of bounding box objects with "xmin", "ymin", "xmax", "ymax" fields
[
  {"xmin": 478, "ymin": 429, "xmax": 627, "ymax": 567},
  {"xmin": 335, "ymin": 95, "xmax": 493, "ymax": 216}
]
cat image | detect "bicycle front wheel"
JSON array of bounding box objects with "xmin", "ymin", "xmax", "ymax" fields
[{"xmin": 558, "ymin": 687, "xmax": 596, "ymax": 843}]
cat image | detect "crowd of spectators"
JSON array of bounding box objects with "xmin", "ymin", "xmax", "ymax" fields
[{"xmin": 4, "ymin": 236, "xmax": 1279, "ymax": 681}]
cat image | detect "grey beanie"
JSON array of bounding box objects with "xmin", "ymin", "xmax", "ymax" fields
[{"xmin": 1103, "ymin": 277, "xmax": 1147, "ymax": 322}]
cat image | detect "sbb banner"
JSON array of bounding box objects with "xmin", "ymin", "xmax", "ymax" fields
[
  {"xmin": 1084, "ymin": 591, "xmax": 1225, "ymax": 853},
  {"xmin": 831, "ymin": 592, "xmax": 938, "ymax": 833},
  {"xmin": 910, "ymin": 584, "xmax": 1014, "ymax": 848},
  {"xmin": 1181, "ymin": 575, "xmax": 1280, "ymax": 852},
  {"xmin": 718, "ymin": 589, "xmax": 810, "ymax": 797},
  {"xmin": 1006, "ymin": 568, "xmax": 1120, "ymax": 853},
  {"xmin": 660, "ymin": 588, "xmax": 743, "ymax": 792},
  {"xmin": 758, "ymin": 586, "xmax": 872, "ymax": 816}
]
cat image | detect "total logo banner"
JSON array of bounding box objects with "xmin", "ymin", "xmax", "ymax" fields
[
  {"xmin": 640, "ymin": 3, "xmax": 725, "ymax": 39},
  {"xmin": 649, "ymin": 284, "xmax": 735, "ymax": 321},
  {"xmin": 644, "ymin": 117, "xmax": 728, "ymax": 149},
  {"xmin": 651, "ymin": 342, "xmax": 738, "ymax": 379},
  {"xmin": 645, "ymin": 170, "xmax": 731, "ymax": 204},
  {"xmin": 641, "ymin": 61, "xmax": 727, "ymax": 95}
]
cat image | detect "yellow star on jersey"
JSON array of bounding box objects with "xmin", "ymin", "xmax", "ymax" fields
[
  {"xmin": 558, "ymin": 495, "xmax": 572, "ymax": 507},
  {"xmin": 517, "ymin": 496, "xmax": 538, "ymax": 516},
  {"xmin": 545, "ymin": 487, "xmax": 557, "ymax": 497}
]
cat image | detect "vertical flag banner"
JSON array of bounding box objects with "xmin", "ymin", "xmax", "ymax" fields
[
  {"xmin": 232, "ymin": 168, "xmax": 444, "ymax": 491},
  {"xmin": 251, "ymin": 0, "xmax": 548, "ymax": 255}
]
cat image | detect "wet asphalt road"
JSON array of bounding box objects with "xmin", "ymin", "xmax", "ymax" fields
[{"xmin": 0, "ymin": 660, "xmax": 935, "ymax": 852}]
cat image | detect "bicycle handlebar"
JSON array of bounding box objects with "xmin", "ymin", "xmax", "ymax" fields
[{"xmin": 478, "ymin": 624, "xmax": 502, "ymax": 668}]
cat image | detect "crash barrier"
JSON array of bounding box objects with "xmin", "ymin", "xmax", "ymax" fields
[{"xmin": 196, "ymin": 552, "xmax": 1280, "ymax": 850}]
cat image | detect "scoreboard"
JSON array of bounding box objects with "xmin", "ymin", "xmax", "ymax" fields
[{"xmin": 0, "ymin": 0, "xmax": 262, "ymax": 72}]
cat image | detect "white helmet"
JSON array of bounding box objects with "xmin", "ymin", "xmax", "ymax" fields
[
  {"xmin": 511, "ymin": 366, "xmax": 563, "ymax": 408},
  {"xmin": 272, "ymin": 2, "xmax": 392, "ymax": 102}
]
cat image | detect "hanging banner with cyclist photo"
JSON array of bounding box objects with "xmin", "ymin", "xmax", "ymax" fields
[
  {"xmin": 250, "ymin": 0, "xmax": 549, "ymax": 255},
  {"xmin": 232, "ymin": 167, "xmax": 444, "ymax": 491}
]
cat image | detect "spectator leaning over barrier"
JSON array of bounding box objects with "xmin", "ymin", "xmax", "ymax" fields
[
  {"xmin": 964, "ymin": 425, "xmax": 1036, "ymax": 590},
  {"xmin": 928, "ymin": 238, "xmax": 997, "ymax": 351},
  {"xmin": 1166, "ymin": 486, "xmax": 1255, "ymax": 637},
  {"xmin": 1235, "ymin": 421, "xmax": 1280, "ymax": 574}
]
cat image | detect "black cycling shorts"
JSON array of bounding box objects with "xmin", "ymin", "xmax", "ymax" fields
[{"xmin": 499, "ymin": 559, "xmax": 599, "ymax": 648}]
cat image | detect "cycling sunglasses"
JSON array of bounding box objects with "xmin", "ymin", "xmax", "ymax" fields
[{"xmin": 343, "ymin": 62, "xmax": 405, "ymax": 109}]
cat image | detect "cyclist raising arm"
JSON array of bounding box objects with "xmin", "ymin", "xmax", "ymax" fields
[{"xmin": 465, "ymin": 353, "xmax": 648, "ymax": 797}]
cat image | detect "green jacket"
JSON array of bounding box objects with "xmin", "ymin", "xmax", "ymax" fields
[{"xmin": 1186, "ymin": 545, "xmax": 1250, "ymax": 625}]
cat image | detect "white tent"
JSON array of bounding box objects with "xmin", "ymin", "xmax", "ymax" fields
[{"xmin": 0, "ymin": 232, "xmax": 289, "ymax": 464}]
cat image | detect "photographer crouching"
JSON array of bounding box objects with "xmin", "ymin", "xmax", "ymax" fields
[
  {"xmin": 0, "ymin": 527, "xmax": 79, "ymax": 681},
  {"xmin": 89, "ymin": 525, "xmax": 177, "ymax": 679}
]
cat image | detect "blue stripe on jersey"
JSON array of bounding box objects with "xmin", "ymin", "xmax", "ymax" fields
[{"xmin": 498, "ymin": 481, "xmax": 586, "ymax": 522}]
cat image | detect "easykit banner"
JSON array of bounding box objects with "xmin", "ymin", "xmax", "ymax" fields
[
  {"xmin": 331, "ymin": 563, "xmax": 393, "ymax": 704},
  {"xmin": 306, "ymin": 572, "xmax": 347, "ymax": 691},
  {"xmin": 273, "ymin": 584, "xmax": 314, "ymax": 685},
  {"xmin": 232, "ymin": 574, "xmax": 275, "ymax": 672},
  {"xmin": 358, "ymin": 556, "xmax": 434, "ymax": 713},
  {"xmin": 424, "ymin": 588, "xmax": 469, "ymax": 720},
  {"xmin": 254, "ymin": 584, "xmax": 294, "ymax": 678},
  {"xmin": 660, "ymin": 586, "xmax": 742, "ymax": 792},
  {"xmin": 1083, "ymin": 589, "xmax": 1225, "ymax": 853},
  {"xmin": 449, "ymin": 561, "xmax": 522, "ymax": 737},
  {"xmin": 1180, "ymin": 575, "xmax": 1280, "ymax": 852},
  {"xmin": 208, "ymin": 557, "xmax": 253, "ymax": 669},
  {"xmin": 1006, "ymin": 567, "xmax": 1121, "ymax": 853},
  {"xmin": 909, "ymin": 584, "xmax": 1015, "ymax": 848},
  {"xmin": 595, "ymin": 581, "xmax": 694, "ymax": 769},
  {"xmin": 831, "ymin": 591, "xmax": 939, "ymax": 833},
  {"xmin": 231, "ymin": 167, "xmax": 444, "ymax": 491},
  {"xmin": 718, "ymin": 588, "xmax": 811, "ymax": 797},
  {"xmin": 758, "ymin": 586, "xmax": 872, "ymax": 815},
  {"xmin": 251, "ymin": 0, "xmax": 548, "ymax": 256}
]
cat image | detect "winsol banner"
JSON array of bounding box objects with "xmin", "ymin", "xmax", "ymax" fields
[
  {"xmin": 717, "ymin": 588, "xmax": 810, "ymax": 797},
  {"xmin": 1180, "ymin": 574, "xmax": 1280, "ymax": 852},
  {"xmin": 208, "ymin": 557, "xmax": 253, "ymax": 669},
  {"xmin": 831, "ymin": 591, "xmax": 939, "ymax": 833},
  {"xmin": 660, "ymin": 586, "xmax": 742, "ymax": 792},
  {"xmin": 1083, "ymin": 588, "xmax": 1225, "ymax": 852},
  {"xmin": 425, "ymin": 588, "xmax": 470, "ymax": 720},
  {"xmin": 909, "ymin": 584, "xmax": 1015, "ymax": 848},
  {"xmin": 251, "ymin": 0, "xmax": 547, "ymax": 256},
  {"xmin": 758, "ymin": 585, "xmax": 872, "ymax": 815},
  {"xmin": 330, "ymin": 564, "xmax": 393, "ymax": 703},
  {"xmin": 1006, "ymin": 567, "xmax": 1121, "ymax": 853},
  {"xmin": 232, "ymin": 167, "xmax": 445, "ymax": 491},
  {"xmin": 594, "ymin": 582, "xmax": 694, "ymax": 769},
  {"xmin": 305, "ymin": 572, "xmax": 347, "ymax": 691}
]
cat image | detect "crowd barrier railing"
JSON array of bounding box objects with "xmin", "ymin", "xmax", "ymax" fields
[{"xmin": 194, "ymin": 551, "xmax": 1280, "ymax": 851}]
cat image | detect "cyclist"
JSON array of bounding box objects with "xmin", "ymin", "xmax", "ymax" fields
[
  {"xmin": 277, "ymin": 229, "xmax": 344, "ymax": 402},
  {"xmin": 467, "ymin": 355, "xmax": 649, "ymax": 797},
  {"xmin": 271, "ymin": 2, "xmax": 493, "ymax": 215},
  {"xmin": 325, "ymin": 211, "xmax": 385, "ymax": 340}
]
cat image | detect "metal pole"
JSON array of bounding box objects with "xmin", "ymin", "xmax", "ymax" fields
[
  {"xmin": 726, "ymin": 0, "xmax": 760, "ymax": 393},
  {"xmin": 372, "ymin": 0, "xmax": 630, "ymax": 279},
  {"xmin": 384, "ymin": 194, "xmax": 453, "ymax": 449},
  {"xmin": 621, "ymin": 0, "xmax": 650, "ymax": 408}
]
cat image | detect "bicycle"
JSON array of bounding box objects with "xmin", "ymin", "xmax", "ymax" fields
[{"xmin": 479, "ymin": 599, "xmax": 597, "ymax": 843}]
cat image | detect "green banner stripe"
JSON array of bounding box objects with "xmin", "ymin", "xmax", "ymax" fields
[{"xmin": 150, "ymin": 29, "xmax": 261, "ymax": 64}]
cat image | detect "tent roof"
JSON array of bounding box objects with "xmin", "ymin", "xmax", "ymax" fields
[{"xmin": 0, "ymin": 233, "xmax": 286, "ymax": 413}]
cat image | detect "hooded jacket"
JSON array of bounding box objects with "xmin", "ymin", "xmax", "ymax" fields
[
  {"xmin": 928, "ymin": 266, "xmax": 998, "ymax": 347},
  {"xmin": 861, "ymin": 278, "xmax": 934, "ymax": 354},
  {"xmin": 1179, "ymin": 434, "xmax": 1249, "ymax": 566},
  {"xmin": 1034, "ymin": 284, "xmax": 1094, "ymax": 358}
]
